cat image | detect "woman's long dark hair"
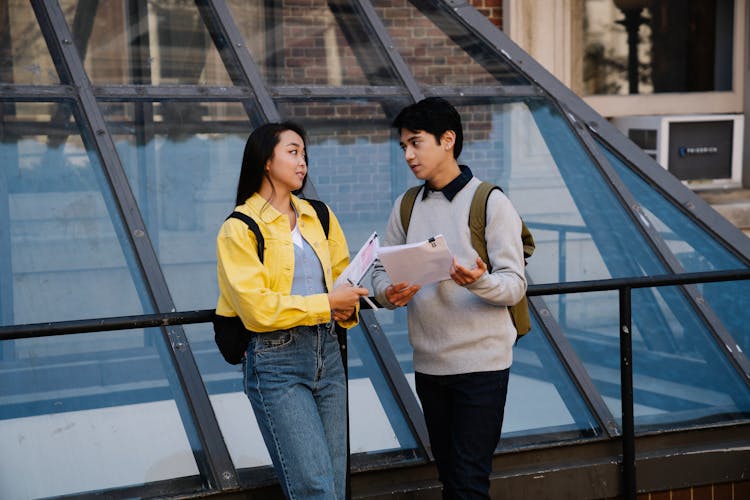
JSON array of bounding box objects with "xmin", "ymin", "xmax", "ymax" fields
[{"xmin": 234, "ymin": 121, "xmax": 309, "ymax": 206}]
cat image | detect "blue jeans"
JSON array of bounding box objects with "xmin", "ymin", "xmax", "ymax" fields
[
  {"xmin": 416, "ymin": 369, "xmax": 510, "ymax": 500},
  {"xmin": 243, "ymin": 322, "xmax": 347, "ymax": 499}
]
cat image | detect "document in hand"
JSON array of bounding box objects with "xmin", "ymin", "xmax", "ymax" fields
[
  {"xmin": 377, "ymin": 234, "xmax": 453, "ymax": 286},
  {"xmin": 334, "ymin": 231, "xmax": 379, "ymax": 288}
]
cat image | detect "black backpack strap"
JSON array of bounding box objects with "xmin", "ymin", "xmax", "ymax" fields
[
  {"xmin": 305, "ymin": 198, "xmax": 330, "ymax": 238},
  {"xmin": 226, "ymin": 200, "xmax": 330, "ymax": 264},
  {"xmin": 227, "ymin": 211, "xmax": 265, "ymax": 263}
]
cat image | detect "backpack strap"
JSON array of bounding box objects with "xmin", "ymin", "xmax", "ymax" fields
[
  {"xmin": 399, "ymin": 185, "xmax": 423, "ymax": 235},
  {"xmin": 227, "ymin": 211, "xmax": 265, "ymax": 263},
  {"xmin": 468, "ymin": 182, "xmax": 534, "ymax": 337},
  {"xmin": 470, "ymin": 183, "xmax": 535, "ymax": 263},
  {"xmin": 226, "ymin": 199, "xmax": 331, "ymax": 264},
  {"xmin": 469, "ymin": 182, "xmax": 496, "ymax": 272},
  {"xmin": 305, "ymin": 198, "xmax": 330, "ymax": 238}
]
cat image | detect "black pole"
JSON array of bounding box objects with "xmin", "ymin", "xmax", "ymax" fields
[
  {"xmin": 617, "ymin": 8, "xmax": 645, "ymax": 95},
  {"xmin": 619, "ymin": 286, "xmax": 636, "ymax": 499}
]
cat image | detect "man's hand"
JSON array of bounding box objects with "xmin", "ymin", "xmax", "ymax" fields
[
  {"xmin": 385, "ymin": 281, "xmax": 421, "ymax": 307},
  {"xmin": 450, "ymin": 257, "xmax": 486, "ymax": 286}
]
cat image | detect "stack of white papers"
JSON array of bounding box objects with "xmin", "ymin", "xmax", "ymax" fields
[
  {"xmin": 377, "ymin": 234, "xmax": 453, "ymax": 286},
  {"xmin": 334, "ymin": 231, "xmax": 379, "ymax": 288}
]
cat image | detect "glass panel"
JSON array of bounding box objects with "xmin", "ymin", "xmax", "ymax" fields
[
  {"xmin": 307, "ymin": 95, "xmax": 599, "ymax": 443},
  {"xmin": 273, "ymin": 98, "xmax": 422, "ymax": 458},
  {"xmin": 458, "ymin": 98, "xmax": 664, "ymax": 283},
  {"xmin": 228, "ymin": 0, "xmax": 401, "ymax": 86},
  {"xmin": 100, "ymin": 101, "xmax": 252, "ymax": 311},
  {"xmin": 60, "ymin": 0, "xmax": 233, "ymax": 85},
  {"xmin": 364, "ymin": 95, "xmax": 749, "ymax": 434},
  {"xmin": 276, "ymin": 97, "xmax": 414, "ymax": 247},
  {"xmin": 373, "ymin": 307, "xmax": 602, "ymax": 444},
  {"xmin": 347, "ymin": 322, "xmax": 419, "ymax": 456},
  {"xmin": 0, "ymin": 101, "xmax": 147, "ymax": 325},
  {"xmin": 559, "ymin": 287, "xmax": 750, "ymax": 430},
  {"xmin": 103, "ymin": 100, "xmax": 420, "ymax": 466},
  {"xmin": 583, "ymin": 0, "xmax": 734, "ymax": 95},
  {"xmin": 0, "ymin": 103, "xmax": 204, "ymax": 496},
  {"xmin": 599, "ymin": 141, "xmax": 750, "ymax": 359},
  {"xmin": 201, "ymin": 322, "xmax": 421, "ymax": 474},
  {"xmin": 0, "ymin": 0, "xmax": 59, "ymax": 84},
  {"xmin": 513, "ymin": 99, "xmax": 750, "ymax": 428},
  {"xmin": 503, "ymin": 312, "xmax": 601, "ymax": 442},
  {"xmin": 102, "ymin": 100, "xmax": 259, "ymax": 469},
  {"xmin": 371, "ymin": 0, "xmax": 530, "ymax": 86},
  {"xmin": 0, "ymin": 328, "xmax": 202, "ymax": 498}
]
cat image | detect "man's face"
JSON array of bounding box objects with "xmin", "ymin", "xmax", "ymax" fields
[{"xmin": 398, "ymin": 129, "xmax": 454, "ymax": 183}]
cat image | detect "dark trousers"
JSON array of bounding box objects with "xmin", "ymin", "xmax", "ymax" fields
[{"xmin": 415, "ymin": 369, "xmax": 510, "ymax": 500}]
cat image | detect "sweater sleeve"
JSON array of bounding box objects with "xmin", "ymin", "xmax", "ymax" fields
[
  {"xmin": 371, "ymin": 195, "xmax": 406, "ymax": 309},
  {"xmin": 464, "ymin": 190, "xmax": 527, "ymax": 306}
]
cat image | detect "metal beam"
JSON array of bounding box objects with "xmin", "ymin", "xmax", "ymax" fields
[
  {"xmin": 529, "ymin": 294, "xmax": 621, "ymax": 438},
  {"xmin": 30, "ymin": 0, "xmax": 239, "ymax": 491},
  {"xmin": 195, "ymin": 0, "xmax": 280, "ymax": 122},
  {"xmin": 354, "ymin": 0, "xmax": 424, "ymax": 101},
  {"xmin": 358, "ymin": 310, "xmax": 433, "ymax": 460}
]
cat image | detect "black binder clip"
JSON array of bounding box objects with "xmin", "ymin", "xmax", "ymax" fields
[{"xmin": 428, "ymin": 237, "xmax": 436, "ymax": 248}]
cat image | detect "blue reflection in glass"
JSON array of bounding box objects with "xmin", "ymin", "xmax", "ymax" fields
[
  {"xmin": 501, "ymin": 312, "xmax": 601, "ymax": 444},
  {"xmin": 1, "ymin": 135, "xmax": 148, "ymax": 324},
  {"xmin": 103, "ymin": 102, "xmax": 250, "ymax": 312},
  {"xmin": 599, "ymin": 142, "xmax": 750, "ymax": 356},
  {"xmin": 454, "ymin": 98, "xmax": 750, "ymax": 431},
  {"xmin": 0, "ymin": 102, "xmax": 203, "ymax": 497},
  {"xmin": 371, "ymin": 305, "xmax": 602, "ymax": 444},
  {"xmin": 513, "ymin": 103, "xmax": 750, "ymax": 429},
  {"xmin": 347, "ymin": 323, "xmax": 419, "ymax": 455}
]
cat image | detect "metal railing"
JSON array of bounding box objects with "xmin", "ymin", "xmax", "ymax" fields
[{"xmin": 1, "ymin": 268, "xmax": 750, "ymax": 499}]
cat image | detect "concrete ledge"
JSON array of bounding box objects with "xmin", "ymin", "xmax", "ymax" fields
[{"xmin": 696, "ymin": 188, "xmax": 750, "ymax": 236}]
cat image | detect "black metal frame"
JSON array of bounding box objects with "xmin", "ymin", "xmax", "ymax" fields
[
  {"xmin": 2, "ymin": 0, "xmax": 749, "ymax": 498},
  {"xmin": 30, "ymin": 0, "xmax": 239, "ymax": 490}
]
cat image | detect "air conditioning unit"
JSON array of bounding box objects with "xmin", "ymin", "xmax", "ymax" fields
[{"xmin": 610, "ymin": 114, "xmax": 744, "ymax": 188}]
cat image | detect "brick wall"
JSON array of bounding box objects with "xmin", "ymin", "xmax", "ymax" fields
[
  {"xmin": 469, "ymin": 0, "xmax": 503, "ymax": 28},
  {"xmin": 631, "ymin": 480, "xmax": 750, "ymax": 500}
]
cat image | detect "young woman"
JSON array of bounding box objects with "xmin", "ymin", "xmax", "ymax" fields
[{"xmin": 215, "ymin": 122, "xmax": 368, "ymax": 499}]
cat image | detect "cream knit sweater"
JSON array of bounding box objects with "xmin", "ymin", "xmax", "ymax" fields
[{"xmin": 372, "ymin": 176, "xmax": 527, "ymax": 375}]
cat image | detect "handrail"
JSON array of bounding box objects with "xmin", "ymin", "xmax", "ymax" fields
[
  {"xmin": 1, "ymin": 267, "xmax": 749, "ymax": 500},
  {"xmin": 2, "ymin": 268, "xmax": 748, "ymax": 340}
]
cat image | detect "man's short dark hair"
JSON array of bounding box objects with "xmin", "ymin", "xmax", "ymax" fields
[{"xmin": 392, "ymin": 97, "xmax": 463, "ymax": 159}]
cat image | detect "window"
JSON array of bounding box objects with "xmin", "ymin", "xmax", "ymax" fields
[{"xmin": 583, "ymin": 0, "xmax": 734, "ymax": 95}]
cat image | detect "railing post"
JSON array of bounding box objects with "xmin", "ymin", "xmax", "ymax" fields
[{"xmin": 619, "ymin": 286, "xmax": 636, "ymax": 500}]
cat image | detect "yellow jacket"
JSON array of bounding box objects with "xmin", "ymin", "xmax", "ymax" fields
[{"xmin": 216, "ymin": 192, "xmax": 358, "ymax": 332}]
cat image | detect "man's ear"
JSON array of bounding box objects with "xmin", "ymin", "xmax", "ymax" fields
[{"xmin": 440, "ymin": 130, "xmax": 456, "ymax": 151}]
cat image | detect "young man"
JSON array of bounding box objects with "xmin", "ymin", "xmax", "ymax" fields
[{"xmin": 371, "ymin": 97, "xmax": 527, "ymax": 499}]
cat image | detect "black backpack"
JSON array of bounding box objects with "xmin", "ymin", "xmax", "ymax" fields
[{"xmin": 213, "ymin": 199, "xmax": 332, "ymax": 365}]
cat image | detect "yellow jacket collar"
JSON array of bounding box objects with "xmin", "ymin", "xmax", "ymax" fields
[{"xmin": 245, "ymin": 192, "xmax": 315, "ymax": 223}]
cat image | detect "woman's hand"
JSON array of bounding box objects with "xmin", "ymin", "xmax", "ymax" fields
[
  {"xmin": 385, "ymin": 281, "xmax": 420, "ymax": 307},
  {"xmin": 328, "ymin": 284, "xmax": 369, "ymax": 320}
]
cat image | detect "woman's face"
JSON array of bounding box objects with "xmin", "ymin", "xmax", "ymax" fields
[{"xmin": 265, "ymin": 129, "xmax": 307, "ymax": 193}]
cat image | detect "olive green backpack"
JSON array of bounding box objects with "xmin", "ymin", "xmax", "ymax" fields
[{"xmin": 399, "ymin": 182, "xmax": 535, "ymax": 338}]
